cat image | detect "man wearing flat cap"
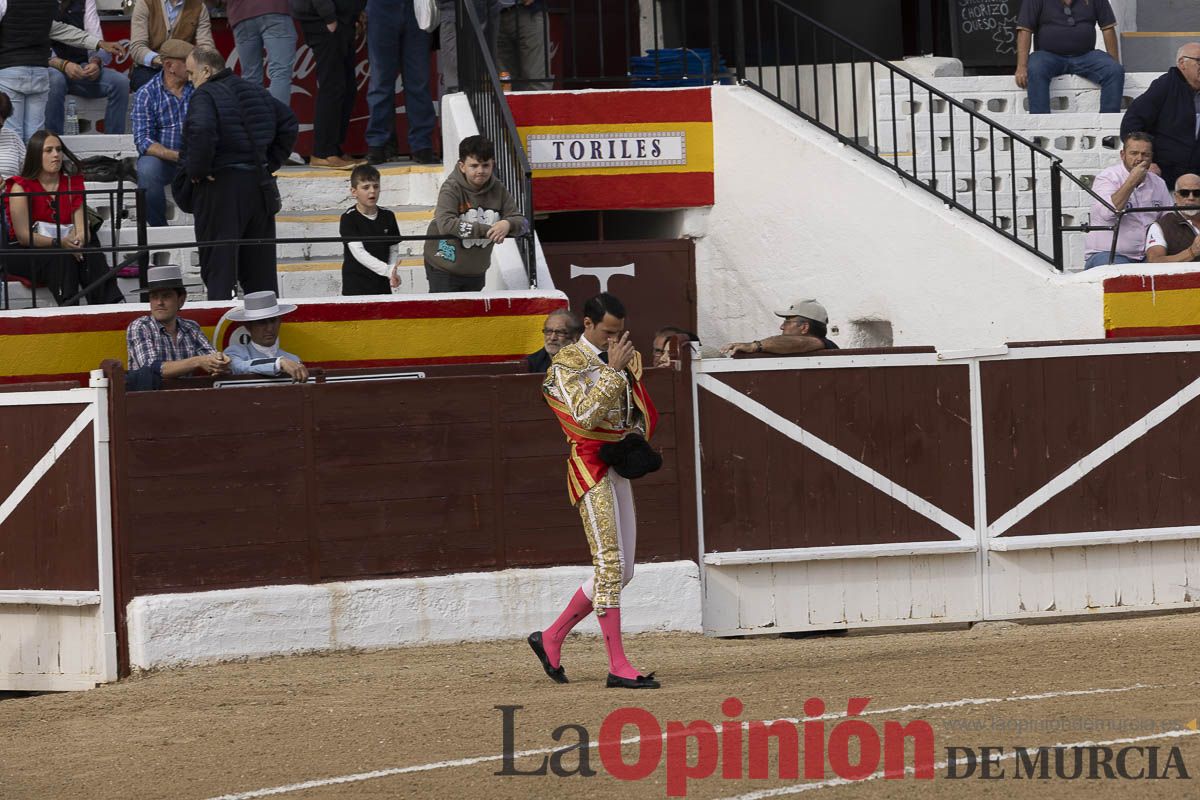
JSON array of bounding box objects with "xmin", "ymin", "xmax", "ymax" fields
[
  {"xmin": 721, "ymin": 298, "xmax": 838, "ymax": 356},
  {"xmin": 125, "ymin": 265, "xmax": 229, "ymax": 389},
  {"xmin": 132, "ymin": 38, "xmax": 194, "ymax": 228},
  {"xmin": 223, "ymin": 291, "xmax": 309, "ymax": 382}
]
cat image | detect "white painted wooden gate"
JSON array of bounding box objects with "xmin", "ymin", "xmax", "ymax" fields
[{"xmin": 0, "ymin": 373, "xmax": 118, "ymax": 690}]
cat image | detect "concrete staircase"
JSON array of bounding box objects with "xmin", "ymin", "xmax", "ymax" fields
[{"xmin": 875, "ymin": 72, "xmax": 1160, "ymax": 270}]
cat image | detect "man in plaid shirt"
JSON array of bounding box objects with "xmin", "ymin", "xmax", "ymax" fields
[
  {"xmin": 132, "ymin": 38, "xmax": 194, "ymax": 227},
  {"xmin": 126, "ymin": 266, "xmax": 229, "ymax": 387}
]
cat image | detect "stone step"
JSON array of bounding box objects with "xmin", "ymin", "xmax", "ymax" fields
[
  {"xmin": 1121, "ymin": 33, "xmax": 1196, "ymax": 73},
  {"xmin": 276, "ymin": 257, "xmax": 428, "ymax": 298},
  {"xmin": 273, "ymin": 206, "xmax": 434, "ymax": 259},
  {"xmin": 875, "ymin": 73, "xmax": 1159, "ymax": 117},
  {"xmin": 275, "ymin": 162, "xmax": 443, "ymax": 212},
  {"xmin": 1136, "ymin": 3, "xmax": 1200, "ymax": 32}
]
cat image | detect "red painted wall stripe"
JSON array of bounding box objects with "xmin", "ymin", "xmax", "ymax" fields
[
  {"xmin": 534, "ymin": 171, "xmax": 715, "ymax": 212},
  {"xmin": 508, "ymin": 87, "xmax": 712, "ymax": 126},
  {"xmin": 1104, "ymin": 273, "xmax": 1200, "ymax": 293},
  {"xmin": 1107, "ymin": 324, "xmax": 1200, "ymax": 338}
]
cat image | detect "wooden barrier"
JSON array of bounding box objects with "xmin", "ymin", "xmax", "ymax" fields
[
  {"xmin": 695, "ymin": 341, "xmax": 1200, "ymax": 635},
  {"xmin": 104, "ymin": 356, "xmax": 697, "ymax": 675},
  {"xmin": 0, "ymin": 376, "xmax": 118, "ymax": 690}
]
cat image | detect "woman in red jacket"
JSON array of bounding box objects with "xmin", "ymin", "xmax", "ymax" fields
[{"xmin": 5, "ymin": 130, "xmax": 122, "ymax": 305}]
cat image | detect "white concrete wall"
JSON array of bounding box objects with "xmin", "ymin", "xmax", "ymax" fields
[
  {"xmin": 689, "ymin": 85, "xmax": 1103, "ymax": 350},
  {"xmin": 126, "ymin": 561, "xmax": 701, "ymax": 670}
]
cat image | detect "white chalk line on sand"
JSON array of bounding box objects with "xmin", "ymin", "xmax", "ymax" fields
[
  {"xmin": 205, "ymin": 683, "xmax": 1161, "ymax": 800},
  {"xmin": 714, "ymin": 727, "xmax": 1200, "ymax": 800}
]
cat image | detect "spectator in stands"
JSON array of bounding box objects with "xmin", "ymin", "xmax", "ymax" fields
[
  {"xmin": 126, "ymin": 265, "xmax": 230, "ymax": 388},
  {"xmin": 128, "ymin": 0, "xmax": 216, "ymax": 94},
  {"xmin": 340, "ymin": 163, "xmax": 402, "ymax": 295},
  {"xmin": 424, "ymin": 134, "xmax": 525, "ymax": 292},
  {"xmin": 224, "ymin": 291, "xmax": 309, "ymax": 381},
  {"xmin": 720, "ymin": 299, "xmax": 838, "ymax": 356},
  {"xmin": 1015, "ymin": 0, "xmax": 1123, "ymax": 115},
  {"xmin": 526, "ymin": 308, "xmax": 581, "ymax": 372},
  {"xmin": 438, "ymin": 0, "xmax": 499, "ymax": 95},
  {"xmin": 1122, "ymin": 43, "xmax": 1200, "ymax": 191},
  {"xmin": 46, "ymin": 0, "xmax": 130, "ymax": 136},
  {"xmin": 0, "ymin": 3, "xmax": 124, "ymax": 141},
  {"xmin": 3, "ymin": 130, "xmax": 123, "ymax": 305},
  {"xmin": 1084, "ymin": 132, "xmax": 1173, "ymax": 269},
  {"xmin": 364, "ymin": 0, "xmax": 436, "ymax": 165},
  {"xmin": 0, "ymin": 92, "xmax": 26, "ymax": 180},
  {"xmin": 1145, "ymin": 174, "xmax": 1200, "ymax": 263},
  {"xmin": 292, "ymin": 0, "xmax": 366, "ymax": 169},
  {"xmin": 181, "ymin": 45, "xmax": 298, "ymax": 300},
  {"xmin": 132, "ymin": 38, "xmax": 194, "ymax": 228},
  {"xmin": 652, "ymin": 326, "xmax": 698, "ymax": 367},
  {"xmin": 497, "ymin": 0, "xmax": 550, "ymax": 91},
  {"xmin": 221, "ymin": 0, "xmax": 296, "ymax": 108}
]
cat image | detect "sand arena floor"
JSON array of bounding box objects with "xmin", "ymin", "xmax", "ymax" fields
[{"xmin": 2, "ymin": 611, "xmax": 1199, "ymax": 799}]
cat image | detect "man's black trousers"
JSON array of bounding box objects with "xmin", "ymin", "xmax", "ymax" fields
[{"xmin": 194, "ymin": 168, "xmax": 278, "ymax": 301}]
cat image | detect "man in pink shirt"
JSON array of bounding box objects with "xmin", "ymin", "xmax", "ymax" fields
[{"xmin": 1084, "ymin": 132, "xmax": 1173, "ymax": 269}]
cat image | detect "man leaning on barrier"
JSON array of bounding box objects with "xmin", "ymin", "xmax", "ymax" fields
[
  {"xmin": 125, "ymin": 265, "xmax": 229, "ymax": 390},
  {"xmin": 1145, "ymin": 173, "xmax": 1200, "ymax": 264},
  {"xmin": 1083, "ymin": 131, "xmax": 1172, "ymax": 269},
  {"xmin": 526, "ymin": 308, "xmax": 581, "ymax": 372},
  {"xmin": 721, "ymin": 298, "xmax": 838, "ymax": 356},
  {"xmin": 224, "ymin": 291, "xmax": 309, "ymax": 383}
]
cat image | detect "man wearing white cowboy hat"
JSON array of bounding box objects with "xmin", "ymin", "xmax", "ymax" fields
[
  {"xmin": 720, "ymin": 298, "xmax": 839, "ymax": 356},
  {"xmin": 126, "ymin": 265, "xmax": 229, "ymax": 387},
  {"xmin": 223, "ymin": 291, "xmax": 308, "ymax": 382}
]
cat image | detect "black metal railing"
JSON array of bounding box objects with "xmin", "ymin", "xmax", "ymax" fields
[
  {"xmin": 457, "ymin": 0, "xmax": 537, "ymax": 287},
  {"xmin": 0, "ymin": 185, "xmax": 148, "ymax": 309},
  {"xmin": 1, "ymin": 229, "xmax": 516, "ymax": 309},
  {"xmin": 737, "ymin": 0, "xmax": 1072, "ymax": 268}
]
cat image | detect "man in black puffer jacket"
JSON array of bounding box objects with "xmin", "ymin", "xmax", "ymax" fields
[
  {"xmin": 181, "ymin": 46, "xmax": 298, "ymax": 301},
  {"xmin": 1122, "ymin": 43, "xmax": 1200, "ymax": 191}
]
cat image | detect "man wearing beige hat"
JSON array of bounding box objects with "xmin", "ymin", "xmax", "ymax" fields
[
  {"xmin": 132, "ymin": 38, "xmax": 194, "ymax": 228},
  {"xmin": 125, "ymin": 265, "xmax": 229, "ymax": 389},
  {"xmin": 720, "ymin": 298, "xmax": 838, "ymax": 356},
  {"xmin": 223, "ymin": 290, "xmax": 309, "ymax": 382}
]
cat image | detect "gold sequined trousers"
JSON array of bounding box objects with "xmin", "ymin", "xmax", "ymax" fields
[{"xmin": 577, "ymin": 472, "xmax": 638, "ymax": 613}]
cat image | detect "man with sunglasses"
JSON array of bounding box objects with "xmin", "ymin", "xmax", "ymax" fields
[
  {"xmin": 1145, "ymin": 174, "xmax": 1200, "ymax": 264},
  {"xmin": 1015, "ymin": 0, "xmax": 1123, "ymax": 115},
  {"xmin": 1122, "ymin": 43, "xmax": 1200, "ymax": 191}
]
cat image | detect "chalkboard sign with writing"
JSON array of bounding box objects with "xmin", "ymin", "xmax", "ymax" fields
[{"xmin": 948, "ymin": 0, "xmax": 1020, "ymax": 68}]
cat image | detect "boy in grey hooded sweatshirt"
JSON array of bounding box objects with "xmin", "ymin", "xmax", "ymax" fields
[{"xmin": 424, "ymin": 135, "xmax": 527, "ymax": 292}]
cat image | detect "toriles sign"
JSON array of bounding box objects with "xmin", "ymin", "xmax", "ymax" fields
[{"xmin": 509, "ymin": 87, "xmax": 714, "ymax": 212}]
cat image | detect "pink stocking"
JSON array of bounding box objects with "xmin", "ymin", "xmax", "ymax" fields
[
  {"xmin": 597, "ymin": 607, "xmax": 641, "ymax": 680},
  {"xmin": 541, "ymin": 587, "xmax": 593, "ymax": 669}
]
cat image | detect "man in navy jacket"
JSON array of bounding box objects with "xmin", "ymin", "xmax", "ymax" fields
[
  {"xmin": 181, "ymin": 45, "xmax": 298, "ymax": 300},
  {"xmin": 1122, "ymin": 43, "xmax": 1200, "ymax": 191}
]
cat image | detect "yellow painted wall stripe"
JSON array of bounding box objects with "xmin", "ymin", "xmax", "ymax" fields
[
  {"xmin": 0, "ymin": 316, "xmax": 544, "ymax": 375},
  {"xmin": 277, "ymin": 258, "xmax": 424, "ymax": 273},
  {"xmin": 516, "ymin": 121, "xmax": 714, "ymax": 177},
  {"xmin": 1104, "ymin": 287, "xmax": 1200, "ymax": 330},
  {"xmin": 276, "ymin": 209, "xmax": 434, "ymax": 224}
]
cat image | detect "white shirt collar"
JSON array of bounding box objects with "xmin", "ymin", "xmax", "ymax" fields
[
  {"xmin": 249, "ymin": 340, "xmax": 280, "ymax": 359},
  {"xmin": 578, "ymin": 335, "xmax": 604, "ymax": 361}
]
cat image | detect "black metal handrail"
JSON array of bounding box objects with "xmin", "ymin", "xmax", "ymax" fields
[
  {"xmin": 0, "ymin": 184, "xmax": 148, "ymax": 309},
  {"xmin": 737, "ymin": 0, "xmax": 1078, "ymax": 269},
  {"xmin": 456, "ymin": 0, "xmax": 537, "ymax": 287},
  {"xmin": 2, "ymin": 230, "xmax": 518, "ymax": 309}
]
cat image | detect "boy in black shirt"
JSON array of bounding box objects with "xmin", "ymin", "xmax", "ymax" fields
[{"xmin": 340, "ymin": 165, "xmax": 402, "ymax": 295}]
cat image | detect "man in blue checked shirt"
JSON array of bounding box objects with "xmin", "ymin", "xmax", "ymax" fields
[
  {"xmin": 131, "ymin": 38, "xmax": 194, "ymax": 227},
  {"xmin": 125, "ymin": 265, "xmax": 230, "ymax": 390}
]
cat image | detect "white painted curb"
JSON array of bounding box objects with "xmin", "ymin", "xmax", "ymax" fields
[{"xmin": 126, "ymin": 561, "xmax": 701, "ymax": 670}]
